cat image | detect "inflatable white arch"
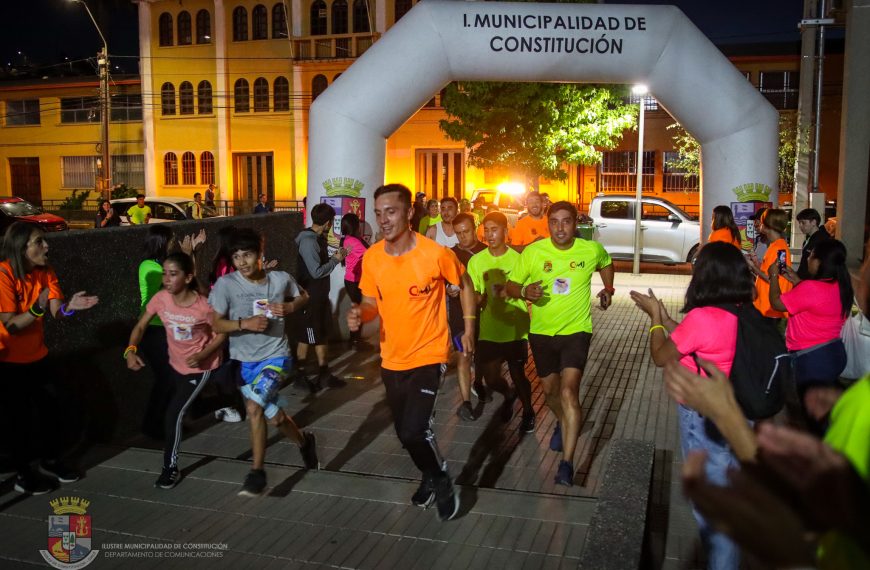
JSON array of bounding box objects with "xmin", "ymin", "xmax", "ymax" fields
[{"xmin": 308, "ymin": 0, "xmax": 778, "ymax": 244}]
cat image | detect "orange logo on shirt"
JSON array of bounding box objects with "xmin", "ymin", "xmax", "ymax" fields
[
  {"xmin": 569, "ymin": 260, "xmax": 585, "ymax": 269},
  {"xmin": 543, "ymin": 261, "xmax": 552, "ymax": 273}
]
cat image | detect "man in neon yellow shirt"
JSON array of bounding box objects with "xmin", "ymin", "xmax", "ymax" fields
[
  {"xmin": 128, "ymin": 194, "xmax": 152, "ymax": 225},
  {"xmin": 467, "ymin": 211, "xmax": 535, "ymax": 432},
  {"xmin": 506, "ymin": 201, "xmax": 614, "ymax": 486}
]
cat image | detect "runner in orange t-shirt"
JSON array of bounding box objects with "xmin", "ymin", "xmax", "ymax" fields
[
  {"xmin": 509, "ymin": 191, "xmax": 550, "ymax": 248},
  {"xmin": 748, "ymin": 209, "xmax": 793, "ymax": 317},
  {"xmin": 348, "ymin": 184, "xmax": 476, "ymax": 522},
  {"xmin": 0, "ymin": 223, "xmax": 99, "ymax": 495}
]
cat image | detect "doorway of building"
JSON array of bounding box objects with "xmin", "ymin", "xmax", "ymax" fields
[
  {"xmin": 9, "ymin": 157, "xmax": 41, "ymax": 204},
  {"xmin": 233, "ymin": 153, "xmax": 274, "ymax": 202},
  {"xmin": 415, "ymin": 149, "xmax": 464, "ymax": 200}
]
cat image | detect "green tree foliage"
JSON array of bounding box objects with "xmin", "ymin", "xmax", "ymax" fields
[
  {"xmin": 59, "ymin": 189, "xmax": 91, "ymax": 210},
  {"xmin": 666, "ymin": 114, "xmax": 808, "ymax": 192},
  {"xmin": 440, "ymin": 82, "xmax": 637, "ymax": 184}
]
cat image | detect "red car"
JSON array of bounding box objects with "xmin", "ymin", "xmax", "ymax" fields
[{"xmin": 0, "ymin": 197, "xmax": 69, "ymax": 236}]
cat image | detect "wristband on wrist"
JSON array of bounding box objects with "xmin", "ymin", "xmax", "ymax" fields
[
  {"xmin": 123, "ymin": 345, "xmax": 138, "ymax": 359},
  {"xmin": 603, "ymin": 286, "xmax": 616, "ymax": 294},
  {"xmin": 29, "ymin": 304, "xmax": 45, "ymax": 318},
  {"xmin": 463, "ymin": 315, "xmax": 477, "ymax": 320},
  {"xmin": 238, "ymin": 317, "xmax": 243, "ymax": 331},
  {"xmin": 60, "ymin": 303, "xmax": 75, "ymax": 317},
  {"xmin": 649, "ymin": 324, "xmax": 666, "ymax": 334},
  {"xmin": 520, "ymin": 285, "xmax": 528, "ymax": 299}
]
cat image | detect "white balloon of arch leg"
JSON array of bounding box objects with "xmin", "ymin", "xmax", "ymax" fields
[{"xmin": 309, "ymin": 0, "xmax": 778, "ymax": 256}]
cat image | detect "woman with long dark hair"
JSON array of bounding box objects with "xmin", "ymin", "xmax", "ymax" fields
[
  {"xmin": 0, "ymin": 222, "xmax": 99, "ymax": 494},
  {"xmin": 768, "ymin": 238, "xmax": 853, "ymax": 431},
  {"xmin": 631, "ymin": 242, "xmax": 755, "ymax": 569},
  {"xmin": 708, "ymin": 205, "xmax": 741, "ymax": 249},
  {"xmin": 95, "ymin": 199, "xmax": 120, "ymax": 228},
  {"xmin": 340, "ymin": 213, "xmax": 369, "ymax": 349},
  {"xmin": 126, "ymin": 252, "xmax": 226, "ymax": 488}
]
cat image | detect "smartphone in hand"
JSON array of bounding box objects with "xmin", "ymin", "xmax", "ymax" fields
[{"xmin": 777, "ymin": 250, "xmax": 787, "ymax": 271}]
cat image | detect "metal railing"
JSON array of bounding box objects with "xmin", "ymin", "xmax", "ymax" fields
[
  {"xmin": 40, "ymin": 199, "xmax": 305, "ymax": 222},
  {"xmin": 293, "ymin": 33, "xmax": 378, "ymax": 60}
]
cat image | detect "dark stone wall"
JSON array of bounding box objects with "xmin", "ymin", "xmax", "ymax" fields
[{"xmin": 40, "ymin": 212, "xmax": 302, "ymax": 445}]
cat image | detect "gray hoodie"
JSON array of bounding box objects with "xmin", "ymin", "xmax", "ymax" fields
[{"xmin": 295, "ymin": 228, "xmax": 338, "ymax": 295}]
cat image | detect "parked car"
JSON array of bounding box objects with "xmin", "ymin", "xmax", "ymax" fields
[
  {"xmin": 586, "ymin": 194, "xmax": 700, "ymax": 264},
  {"xmin": 0, "ymin": 197, "xmax": 68, "ymax": 236},
  {"xmin": 110, "ymin": 197, "xmax": 218, "ymax": 225},
  {"xmin": 470, "ymin": 186, "xmax": 525, "ymax": 226}
]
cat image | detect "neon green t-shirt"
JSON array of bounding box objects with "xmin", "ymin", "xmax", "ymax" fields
[
  {"xmin": 418, "ymin": 215, "xmax": 442, "ymax": 234},
  {"xmin": 467, "ymin": 247, "xmax": 530, "ymax": 342},
  {"xmin": 128, "ymin": 204, "xmax": 152, "ymax": 225},
  {"xmin": 510, "ymin": 238, "xmax": 612, "ymax": 336}
]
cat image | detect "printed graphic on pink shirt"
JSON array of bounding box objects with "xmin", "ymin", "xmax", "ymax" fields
[{"xmin": 146, "ymin": 291, "xmax": 222, "ymax": 375}]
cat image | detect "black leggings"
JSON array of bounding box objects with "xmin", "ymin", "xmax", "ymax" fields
[
  {"xmin": 163, "ymin": 368, "xmax": 213, "ymax": 469},
  {"xmin": 0, "ymin": 358, "xmax": 72, "ymax": 472},
  {"xmin": 141, "ymin": 325, "xmax": 175, "ymax": 439},
  {"xmin": 381, "ymin": 364, "xmax": 446, "ymax": 479}
]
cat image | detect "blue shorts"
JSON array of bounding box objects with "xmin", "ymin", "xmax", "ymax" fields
[
  {"xmin": 239, "ymin": 357, "xmax": 291, "ymax": 419},
  {"xmin": 452, "ymin": 333, "xmax": 464, "ymax": 352}
]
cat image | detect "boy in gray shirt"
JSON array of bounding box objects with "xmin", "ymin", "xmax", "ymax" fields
[{"xmin": 209, "ymin": 228, "xmax": 319, "ymax": 496}]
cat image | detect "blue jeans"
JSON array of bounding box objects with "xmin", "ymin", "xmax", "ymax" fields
[{"xmin": 678, "ymin": 405, "xmax": 741, "ymax": 570}]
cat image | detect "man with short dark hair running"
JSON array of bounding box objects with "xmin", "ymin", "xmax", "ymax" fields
[
  {"xmin": 449, "ymin": 212, "xmax": 486, "ymax": 420},
  {"xmin": 505, "ymin": 201, "xmax": 614, "ymax": 486},
  {"xmin": 468, "ymin": 211, "xmax": 535, "ymax": 431},
  {"xmin": 347, "ymin": 184, "xmax": 476, "ymax": 521}
]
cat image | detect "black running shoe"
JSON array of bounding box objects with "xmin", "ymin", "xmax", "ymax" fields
[
  {"xmin": 14, "ymin": 469, "xmax": 57, "ymax": 496},
  {"xmin": 155, "ymin": 467, "xmax": 180, "ymax": 489},
  {"xmin": 520, "ymin": 413, "xmax": 536, "ymax": 434},
  {"xmin": 554, "ymin": 460, "xmax": 574, "ymax": 487},
  {"xmin": 40, "ymin": 460, "xmax": 80, "ymax": 483},
  {"xmin": 411, "ymin": 476, "xmax": 436, "ymax": 508},
  {"xmin": 434, "ymin": 473, "xmax": 460, "ymax": 521},
  {"xmin": 456, "ymin": 401, "xmax": 476, "ymax": 421},
  {"xmin": 239, "ymin": 469, "xmax": 267, "ymax": 496},
  {"xmin": 305, "ymin": 376, "xmax": 323, "ymax": 394},
  {"xmin": 300, "ymin": 432, "xmax": 320, "ymax": 470}
]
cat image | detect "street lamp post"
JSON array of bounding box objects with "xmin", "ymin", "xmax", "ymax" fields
[
  {"xmin": 631, "ymin": 84, "xmax": 648, "ymax": 275},
  {"xmin": 70, "ymin": 0, "xmax": 111, "ymax": 199}
]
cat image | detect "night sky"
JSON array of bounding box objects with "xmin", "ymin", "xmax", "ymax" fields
[{"xmin": 1, "ymin": 0, "xmax": 806, "ymax": 76}]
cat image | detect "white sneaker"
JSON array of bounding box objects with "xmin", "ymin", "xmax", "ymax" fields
[{"xmin": 215, "ymin": 407, "xmax": 242, "ymax": 423}]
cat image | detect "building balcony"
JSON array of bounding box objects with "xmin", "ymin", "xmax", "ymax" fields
[{"xmin": 293, "ymin": 33, "xmax": 379, "ymax": 61}]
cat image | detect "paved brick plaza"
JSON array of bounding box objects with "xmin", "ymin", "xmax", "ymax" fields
[{"xmin": 0, "ymin": 272, "xmax": 702, "ymax": 569}]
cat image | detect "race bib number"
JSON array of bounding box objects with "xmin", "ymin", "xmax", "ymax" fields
[
  {"xmin": 553, "ymin": 278, "xmax": 571, "ymax": 295},
  {"xmin": 172, "ymin": 323, "xmax": 193, "ymax": 341},
  {"xmin": 253, "ymin": 298, "xmax": 273, "ymax": 318}
]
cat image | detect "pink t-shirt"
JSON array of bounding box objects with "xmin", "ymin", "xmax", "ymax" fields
[
  {"xmin": 780, "ymin": 280, "xmax": 847, "ymax": 351},
  {"xmin": 343, "ymin": 235, "xmax": 366, "ymax": 283},
  {"xmin": 669, "ymin": 306, "xmax": 738, "ymax": 377},
  {"xmin": 146, "ymin": 290, "xmax": 222, "ymax": 375}
]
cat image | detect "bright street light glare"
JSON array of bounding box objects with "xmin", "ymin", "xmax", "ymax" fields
[
  {"xmin": 631, "ymin": 84, "xmax": 648, "ymax": 95},
  {"xmin": 497, "ymin": 182, "xmax": 526, "ymax": 196}
]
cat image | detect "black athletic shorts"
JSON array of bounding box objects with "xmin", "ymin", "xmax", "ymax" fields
[
  {"xmin": 476, "ymin": 339, "xmax": 528, "ymax": 364},
  {"xmin": 528, "ymin": 332, "xmax": 592, "ymax": 377},
  {"xmin": 295, "ymin": 295, "xmax": 331, "ymax": 345}
]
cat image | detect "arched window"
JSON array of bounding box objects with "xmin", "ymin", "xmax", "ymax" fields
[
  {"xmin": 252, "ymin": 5, "xmax": 268, "ymax": 39},
  {"xmin": 233, "ymin": 7, "xmax": 248, "ymax": 41},
  {"xmin": 332, "ymin": 0, "xmax": 348, "ymax": 34},
  {"xmin": 310, "ymin": 1, "xmax": 327, "ymax": 35},
  {"xmin": 234, "ymin": 79, "xmax": 250, "ymax": 112},
  {"xmin": 311, "ymin": 74, "xmax": 328, "ymax": 102},
  {"xmin": 179, "ymin": 82, "xmax": 194, "ymax": 115},
  {"xmin": 177, "ymin": 11, "xmax": 192, "ymax": 45},
  {"xmin": 274, "ymin": 77, "xmax": 290, "ymax": 111},
  {"xmin": 182, "ymin": 152, "xmax": 197, "ymax": 185},
  {"xmin": 395, "ymin": 0, "xmax": 412, "ymax": 23},
  {"xmin": 196, "ymin": 10, "xmax": 211, "ymax": 44},
  {"xmin": 161, "ymin": 82, "xmax": 176, "ymax": 115},
  {"xmin": 272, "ymin": 3, "xmax": 289, "ymax": 38},
  {"xmin": 159, "ymin": 13, "xmax": 173, "ymax": 46},
  {"xmin": 164, "ymin": 152, "xmax": 178, "ymax": 185},
  {"xmin": 254, "ymin": 78, "xmax": 269, "ymax": 112},
  {"xmin": 352, "ymin": 0, "xmax": 370, "ymax": 33},
  {"xmin": 198, "ymin": 81, "xmax": 213, "ymax": 114},
  {"xmin": 200, "ymin": 151, "xmax": 215, "ymax": 185}
]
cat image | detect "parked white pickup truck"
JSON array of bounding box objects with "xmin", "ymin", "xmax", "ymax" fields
[{"xmin": 587, "ymin": 195, "xmax": 700, "ymax": 264}]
